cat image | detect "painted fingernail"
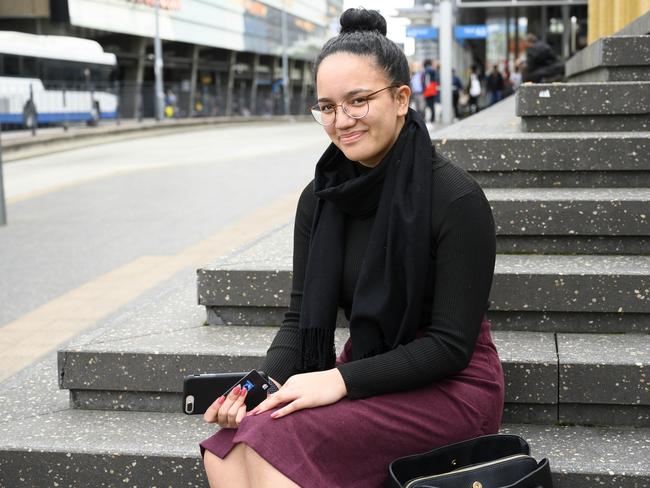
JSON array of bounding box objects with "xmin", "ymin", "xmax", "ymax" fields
[
  {"xmin": 232, "ymin": 386, "xmax": 241, "ymax": 396},
  {"xmin": 217, "ymin": 396, "xmax": 225, "ymax": 404},
  {"xmin": 240, "ymin": 388, "xmax": 247, "ymax": 396}
]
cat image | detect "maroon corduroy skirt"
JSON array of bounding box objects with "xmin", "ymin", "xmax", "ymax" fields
[{"xmin": 200, "ymin": 316, "xmax": 504, "ymax": 488}]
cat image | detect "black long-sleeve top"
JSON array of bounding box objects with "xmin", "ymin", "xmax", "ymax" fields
[{"xmin": 261, "ymin": 159, "xmax": 496, "ymax": 399}]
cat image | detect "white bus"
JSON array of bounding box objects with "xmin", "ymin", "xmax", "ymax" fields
[{"xmin": 0, "ymin": 31, "xmax": 118, "ymax": 128}]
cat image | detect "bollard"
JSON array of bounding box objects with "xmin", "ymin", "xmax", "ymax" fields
[{"xmin": 0, "ymin": 126, "xmax": 7, "ymax": 226}]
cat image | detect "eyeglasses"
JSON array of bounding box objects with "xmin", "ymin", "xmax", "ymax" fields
[{"xmin": 309, "ymin": 85, "xmax": 400, "ymax": 126}]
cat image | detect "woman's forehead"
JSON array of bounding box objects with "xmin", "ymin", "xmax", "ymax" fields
[{"xmin": 316, "ymin": 53, "xmax": 387, "ymax": 95}]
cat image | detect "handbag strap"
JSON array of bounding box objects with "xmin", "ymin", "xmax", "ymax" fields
[{"xmin": 388, "ymin": 434, "xmax": 530, "ymax": 488}]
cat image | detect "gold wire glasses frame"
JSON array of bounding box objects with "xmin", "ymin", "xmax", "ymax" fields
[{"xmin": 309, "ymin": 85, "xmax": 400, "ymax": 126}]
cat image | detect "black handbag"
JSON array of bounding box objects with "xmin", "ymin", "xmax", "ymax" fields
[{"xmin": 387, "ymin": 434, "xmax": 554, "ymax": 488}]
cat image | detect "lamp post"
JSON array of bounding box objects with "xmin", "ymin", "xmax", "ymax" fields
[{"xmin": 154, "ymin": 0, "xmax": 165, "ymax": 121}]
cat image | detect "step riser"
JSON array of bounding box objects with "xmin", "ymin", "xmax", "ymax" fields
[
  {"xmin": 0, "ymin": 452, "xmax": 205, "ymax": 488},
  {"xmin": 1, "ymin": 449, "xmax": 645, "ymax": 488},
  {"xmin": 516, "ymin": 82, "xmax": 650, "ymax": 117},
  {"xmin": 521, "ymin": 115, "xmax": 650, "ymax": 133},
  {"xmin": 208, "ymin": 307, "xmax": 650, "ymax": 334},
  {"xmin": 496, "ymin": 236, "xmax": 650, "ymax": 256},
  {"xmin": 565, "ymin": 36, "xmax": 650, "ymax": 79},
  {"xmin": 199, "ymin": 269, "xmax": 650, "ymax": 315},
  {"xmin": 568, "ymin": 67, "xmax": 650, "ymax": 83},
  {"xmin": 433, "ymin": 137, "xmax": 649, "ymax": 173},
  {"xmin": 471, "ymin": 172, "xmax": 650, "ymax": 189},
  {"xmin": 490, "ymin": 199, "xmax": 649, "ymax": 236}
]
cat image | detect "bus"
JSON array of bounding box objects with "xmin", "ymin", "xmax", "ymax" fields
[{"xmin": 0, "ymin": 31, "xmax": 118, "ymax": 129}]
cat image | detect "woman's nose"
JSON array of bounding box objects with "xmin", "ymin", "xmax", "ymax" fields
[{"xmin": 334, "ymin": 106, "xmax": 356, "ymax": 129}]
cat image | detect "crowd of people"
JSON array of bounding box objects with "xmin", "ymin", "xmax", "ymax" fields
[{"xmin": 409, "ymin": 33, "xmax": 564, "ymax": 124}]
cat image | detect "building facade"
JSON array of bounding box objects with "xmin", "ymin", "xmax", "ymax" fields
[{"xmin": 0, "ymin": 0, "xmax": 343, "ymax": 118}]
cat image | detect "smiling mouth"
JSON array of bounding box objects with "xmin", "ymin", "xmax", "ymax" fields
[{"xmin": 339, "ymin": 131, "xmax": 364, "ymax": 143}]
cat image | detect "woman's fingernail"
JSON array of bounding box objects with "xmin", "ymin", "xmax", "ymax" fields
[
  {"xmin": 232, "ymin": 386, "xmax": 241, "ymax": 396},
  {"xmin": 217, "ymin": 396, "xmax": 225, "ymax": 404},
  {"xmin": 270, "ymin": 412, "xmax": 279, "ymax": 419},
  {"xmin": 240, "ymin": 387, "xmax": 247, "ymax": 396}
]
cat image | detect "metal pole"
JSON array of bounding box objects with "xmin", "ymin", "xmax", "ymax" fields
[
  {"xmin": 154, "ymin": 0, "xmax": 165, "ymax": 121},
  {"xmin": 439, "ymin": 0, "xmax": 454, "ymax": 125},
  {"xmin": 281, "ymin": 2, "xmax": 291, "ymax": 116},
  {"xmin": 0, "ymin": 127, "xmax": 7, "ymax": 226}
]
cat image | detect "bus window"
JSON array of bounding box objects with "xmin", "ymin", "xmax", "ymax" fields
[
  {"xmin": 2, "ymin": 54, "xmax": 20, "ymax": 76},
  {"xmin": 22, "ymin": 56, "xmax": 38, "ymax": 78}
]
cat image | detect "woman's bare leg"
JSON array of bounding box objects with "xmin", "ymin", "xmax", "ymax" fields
[
  {"xmin": 203, "ymin": 443, "xmax": 251, "ymax": 488},
  {"xmin": 243, "ymin": 444, "xmax": 301, "ymax": 488}
]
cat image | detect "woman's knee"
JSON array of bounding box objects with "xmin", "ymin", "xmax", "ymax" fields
[{"xmin": 203, "ymin": 444, "xmax": 249, "ymax": 488}]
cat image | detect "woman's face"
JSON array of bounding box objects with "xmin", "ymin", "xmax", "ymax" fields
[{"xmin": 316, "ymin": 52, "xmax": 410, "ymax": 167}]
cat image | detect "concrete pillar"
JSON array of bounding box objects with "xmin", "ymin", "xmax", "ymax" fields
[
  {"xmin": 250, "ymin": 53, "xmax": 260, "ymax": 115},
  {"xmin": 514, "ymin": 7, "xmax": 520, "ymax": 60},
  {"xmin": 300, "ymin": 61, "xmax": 310, "ymax": 114},
  {"xmin": 439, "ymin": 0, "xmax": 453, "ymax": 125},
  {"xmin": 562, "ymin": 5, "xmax": 571, "ymax": 59},
  {"xmin": 225, "ymin": 51, "xmax": 236, "ymax": 116},
  {"xmin": 188, "ymin": 45, "xmax": 200, "ymax": 117},
  {"xmin": 134, "ymin": 37, "xmax": 147, "ymax": 120}
]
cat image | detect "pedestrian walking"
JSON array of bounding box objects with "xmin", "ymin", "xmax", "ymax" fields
[
  {"xmin": 200, "ymin": 8, "xmax": 504, "ymax": 488},
  {"xmin": 423, "ymin": 59, "xmax": 438, "ymax": 123},
  {"xmin": 452, "ymin": 68, "xmax": 463, "ymax": 119},
  {"xmin": 486, "ymin": 64, "xmax": 505, "ymax": 105},
  {"xmin": 409, "ymin": 62, "xmax": 426, "ymax": 118},
  {"xmin": 467, "ymin": 65, "xmax": 482, "ymax": 114}
]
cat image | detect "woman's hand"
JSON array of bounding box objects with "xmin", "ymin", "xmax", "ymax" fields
[
  {"xmin": 203, "ymin": 384, "xmax": 248, "ymax": 429},
  {"xmin": 248, "ymin": 369, "xmax": 347, "ymax": 420}
]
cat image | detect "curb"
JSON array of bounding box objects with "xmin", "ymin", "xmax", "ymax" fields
[{"xmin": 1, "ymin": 115, "xmax": 311, "ymax": 162}]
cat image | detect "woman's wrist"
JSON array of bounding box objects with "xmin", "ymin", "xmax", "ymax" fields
[{"xmin": 331, "ymin": 367, "xmax": 348, "ymax": 397}]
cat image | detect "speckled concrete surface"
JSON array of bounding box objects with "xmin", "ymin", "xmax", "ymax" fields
[
  {"xmin": 558, "ymin": 333, "xmax": 650, "ymax": 405},
  {"xmin": 569, "ymin": 66, "xmax": 650, "ymax": 83},
  {"xmin": 200, "ymin": 232, "xmax": 650, "ymax": 314},
  {"xmin": 497, "ymin": 235, "xmax": 650, "ymax": 255},
  {"xmin": 492, "ymin": 331, "xmax": 558, "ymax": 404},
  {"xmin": 471, "ymin": 171, "xmax": 650, "ymax": 189},
  {"xmin": 488, "ymin": 310, "xmax": 650, "ymax": 334},
  {"xmin": 486, "ymin": 188, "xmax": 650, "ymax": 236},
  {"xmin": 516, "ymin": 82, "xmax": 650, "ymax": 117},
  {"xmin": 501, "ymin": 423, "xmax": 650, "ymax": 487},
  {"xmin": 565, "ymin": 36, "xmax": 650, "ymax": 78},
  {"xmin": 560, "ymin": 403, "xmax": 650, "ymax": 427},
  {"xmin": 522, "ymin": 114, "xmax": 650, "ymax": 133}
]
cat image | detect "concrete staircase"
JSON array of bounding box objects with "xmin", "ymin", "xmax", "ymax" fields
[{"xmin": 2, "ymin": 15, "xmax": 650, "ymax": 488}]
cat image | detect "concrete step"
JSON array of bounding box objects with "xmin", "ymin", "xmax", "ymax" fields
[
  {"xmin": 515, "ymin": 82, "xmax": 650, "ymax": 132},
  {"xmin": 486, "ymin": 188, "xmax": 650, "ymax": 254},
  {"xmin": 2, "ymin": 355, "xmax": 650, "ymax": 487},
  {"xmin": 431, "ymin": 98, "xmax": 650, "ymax": 188},
  {"xmin": 57, "ymin": 280, "xmax": 559, "ymax": 423},
  {"xmin": 566, "ymin": 35, "xmax": 650, "ymax": 82},
  {"xmin": 198, "ymin": 225, "xmax": 650, "ymax": 330},
  {"xmin": 55, "ymin": 264, "xmax": 650, "ymax": 426}
]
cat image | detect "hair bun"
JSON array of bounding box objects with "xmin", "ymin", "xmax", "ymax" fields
[{"xmin": 339, "ymin": 8, "xmax": 387, "ymax": 36}]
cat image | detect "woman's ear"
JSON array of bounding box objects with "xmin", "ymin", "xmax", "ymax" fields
[{"xmin": 396, "ymin": 85, "xmax": 411, "ymax": 116}]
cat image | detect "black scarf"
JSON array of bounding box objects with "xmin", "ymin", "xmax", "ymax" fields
[{"xmin": 299, "ymin": 108, "xmax": 435, "ymax": 371}]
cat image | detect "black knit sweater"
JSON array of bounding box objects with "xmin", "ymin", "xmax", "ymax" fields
[{"xmin": 261, "ymin": 159, "xmax": 496, "ymax": 399}]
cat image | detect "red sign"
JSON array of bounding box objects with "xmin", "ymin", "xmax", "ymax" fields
[{"xmin": 126, "ymin": 0, "xmax": 181, "ymax": 11}]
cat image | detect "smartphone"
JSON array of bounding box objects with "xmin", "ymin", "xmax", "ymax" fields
[{"xmin": 182, "ymin": 369, "xmax": 277, "ymax": 415}]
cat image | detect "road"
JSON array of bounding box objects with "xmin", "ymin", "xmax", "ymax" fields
[{"xmin": 0, "ymin": 121, "xmax": 327, "ymax": 379}]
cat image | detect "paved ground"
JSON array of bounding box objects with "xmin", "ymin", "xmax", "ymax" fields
[{"xmin": 0, "ymin": 120, "xmax": 327, "ymax": 380}]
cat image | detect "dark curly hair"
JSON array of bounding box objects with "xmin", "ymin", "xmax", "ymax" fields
[{"xmin": 314, "ymin": 8, "xmax": 410, "ymax": 88}]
